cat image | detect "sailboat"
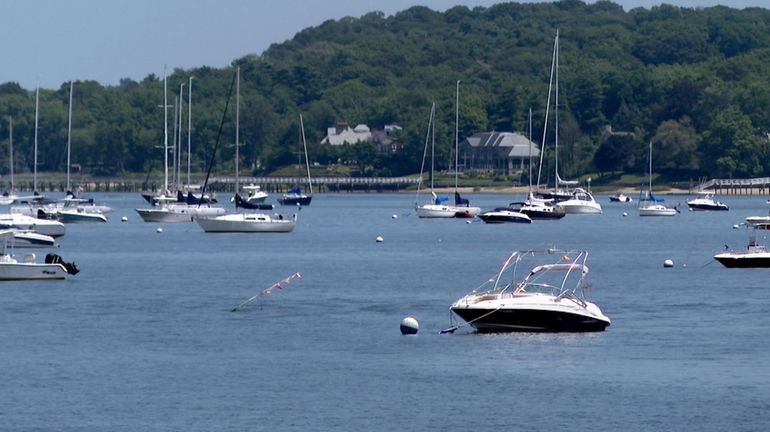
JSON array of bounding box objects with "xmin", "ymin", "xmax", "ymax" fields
[
  {"xmin": 510, "ymin": 108, "xmax": 566, "ymax": 220},
  {"xmin": 537, "ymin": 31, "xmax": 601, "ymax": 214},
  {"xmin": 638, "ymin": 140, "xmax": 677, "ymax": 216},
  {"xmin": 136, "ymin": 69, "xmax": 225, "ymax": 222},
  {"xmin": 415, "ymin": 103, "xmax": 456, "ymax": 218},
  {"xmin": 196, "ymin": 67, "xmax": 296, "ymax": 233},
  {"xmin": 278, "ymin": 114, "xmax": 313, "ymax": 206},
  {"xmin": 450, "ymin": 81, "xmax": 480, "ymax": 218}
]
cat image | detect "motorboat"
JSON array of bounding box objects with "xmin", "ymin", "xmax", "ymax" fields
[
  {"xmin": 714, "ymin": 230, "xmax": 770, "ymax": 268},
  {"xmin": 0, "ymin": 213, "xmax": 66, "ymax": 237},
  {"xmin": 609, "ymin": 193, "xmax": 632, "ymax": 203},
  {"xmin": 0, "ymin": 231, "xmax": 78, "ymax": 280},
  {"xmin": 135, "ymin": 203, "xmax": 226, "ymax": 223},
  {"xmin": 478, "ymin": 208, "xmax": 532, "ymax": 224},
  {"xmin": 57, "ymin": 207, "xmax": 108, "ymax": 223},
  {"xmin": 277, "ymin": 187, "xmax": 312, "ymax": 206},
  {"xmin": 449, "ymin": 249, "xmax": 610, "ymax": 332},
  {"xmin": 240, "ymin": 184, "xmax": 268, "ymax": 204},
  {"xmin": 234, "ymin": 193, "xmax": 274, "ymax": 210},
  {"xmin": 10, "ymin": 230, "xmax": 56, "ymax": 248},
  {"xmin": 196, "ymin": 212, "xmax": 297, "ymax": 233},
  {"xmin": 557, "ymin": 188, "xmax": 602, "ymax": 214},
  {"xmin": 511, "ymin": 199, "xmax": 566, "ymax": 220},
  {"xmin": 746, "ymin": 215, "xmax": 770, "ymax": 228},
  {"xmin": 687, "ymin": 192, "xmax": 728, "ymax": 211}
]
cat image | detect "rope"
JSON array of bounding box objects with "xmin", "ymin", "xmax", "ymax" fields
[{"xmin": 440, "ymin": 305, "xmax": 503, "ymax": 334}]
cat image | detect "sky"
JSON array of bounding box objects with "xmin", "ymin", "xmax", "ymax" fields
[{"xmin": 2, "ymin": 0, "xmax": 767, "ymax": 90}]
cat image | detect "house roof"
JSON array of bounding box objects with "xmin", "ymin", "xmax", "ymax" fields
[{"xmin": 463, "ymin": 132, "xmax": 540, "ymax": 158}]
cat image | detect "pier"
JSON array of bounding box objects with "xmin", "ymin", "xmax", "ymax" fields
[{"xmin": 695, "ymin": 177, "xmax": 770, "ymax": 195}]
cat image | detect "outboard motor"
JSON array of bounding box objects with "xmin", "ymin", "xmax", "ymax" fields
[{"xmin": 45, "ymin": 253, "xmax": 80, "ymax": 275}]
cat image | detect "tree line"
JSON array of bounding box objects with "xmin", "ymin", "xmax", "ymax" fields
[{"xmin": 2, "ymin": 0, "xmax": 770, "ymax": 185}]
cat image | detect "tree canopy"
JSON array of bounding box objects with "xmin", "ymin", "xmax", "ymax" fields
[{"xmin": 3, "ymin": 0, "xmax": 770, "ymax": 183}]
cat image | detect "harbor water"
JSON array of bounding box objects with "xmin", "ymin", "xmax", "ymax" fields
[{"xmin": 1, "ymin": 192, "xmax": 769, "ymax": 431}]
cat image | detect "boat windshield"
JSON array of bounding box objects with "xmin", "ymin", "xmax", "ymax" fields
[{"xmin": 490, "ymin": 249, "xmax": 590, "ymax": 298}]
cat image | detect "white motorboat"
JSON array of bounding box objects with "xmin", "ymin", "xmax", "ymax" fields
[
  {"xmin": 714, "ymin": 229, "xmax": 770, "ymax": 268},
  {"xmin": 135, "ymin": 203, "xmax": 225, "ymax": 223},
  {"xmin": 58, "ymin": 207, "xmax": 108, "ymax": 223},
  {"xmin": 10, "ymin": 230, "xmax": 56, "ymax": 248},
  {"xmin": 478, "ymin": 208, "xmax": 532, "ymax": 224},
  {"xmin": 609, "ymin": 193, "xmax": 632, "ymax": 203},
  {"xmin": 512, "ymin": 198, "xmax": 566, "ymax": 220},
  {"xmin": 557, "ymin": 188, "xmax": 602, "ymax": 214},
  {"xmin": 687, "ymin": 192, "xmax": 728, "ymax": 211},
  {"xmin": 448, "ymin": 249, "xmax": 610, "ymax": 333},
  {"xmin": 196, "ymin": 212, "xmax": 297, "ymax": 233},
  {"xmin": 0, "ymin": 231, "xmax": 78, "ymax": 280},
  {"xmin": 0, "ymin": 213, "xmax": 66, "ymax": 237},
  {"xmin": 240, "ymin": 184, "xmax": 268, "ymax": 204}
]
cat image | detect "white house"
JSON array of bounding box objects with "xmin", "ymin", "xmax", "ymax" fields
[
  {"xmin": 321, "ymin": 123, "xmax": 372, "ymax": 146},
  {"xmin": 460, "ymin": 131, "xmax": 540, "ymax": 175}
]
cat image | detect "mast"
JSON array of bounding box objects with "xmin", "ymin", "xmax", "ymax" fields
[
  {"xmin": 431, "ymin": 102, "xmax": 436, "ymax": 193},
  {"xmin": 235, "ymin": 66, "xmax": 240, "ymax": 193},
  {"xmin": 300, "ymin": 113, "xmax": 312, "ymax": 194},
  {"xmin": 649, "ymin": 140, "xmax": 653, "ymax": 197},
  {"xmin": 171, "ymin": 95, "xmax": 178, "ymax": 189},
  {"xmin": 177, "ymin": 83, "xmax": 185, "ymax": 189},
  {"xmin": 163, "ymin": 67, "xmax": 169, "ymax": 194},
  {"xmin": 528, "ymin": 107, "xmax": 532, "ymax": 194},
  {"xmin": 66, "ymin": 80, "xmax": 73, "ymax": 192},
  {"xmin": 187, "ymin": 77, "xmax": 193, "ymax": 187},
  {"xmin": 415, "ymin": 103, "xmax": 434, "ymax": 205},
  {"xmin": 455, "ymin": 80, "xmax": 460, "ymax": 191},
  {"xmin": 554, "ymin": 29, "xmax": 560, "ymax": 191},
  {"xmin": 536, "ymin": 31, "xmax": 558, "ymax": 191},
  {"xmin": 8, "ymin": 117, "xmax": 13, "ymax": 192},
  {"xmin": 34, "ymin": 82, "xmax": 39, "ymax": 192}
]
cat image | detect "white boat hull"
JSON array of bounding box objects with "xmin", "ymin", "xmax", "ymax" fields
[
  {"xmin": 196, "ymin": 213, "xmax": 296, "ymax": 233},
  {"xmin": 638, "ymin": 204, "xmax": 677, "ymax": 216},
  {"xmin": 416, "ymin": 204, "xmax": 456, "ymax": 218},
  {"xmin": 0, "ymin": 262, "xmax": 68, "ymax": 280},
  {"xmin": 0, "ymin": 214, "xmax": 66, "ymax": 237},
  {"xmin": 558, "ymin": 201, "xmax": 603, "ymax": 214},
  {"xmin": 135, "ymin": 205, "xmax": 226, "ymax": 223}
]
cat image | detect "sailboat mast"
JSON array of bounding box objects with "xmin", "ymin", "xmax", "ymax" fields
[
  {"xmin": 34, "ymin": 83, "xmax": 39, "ymax": 192},
  {"xmin": 554, "ymin": 30, "xmax": 560, "ymax": 191},
  {"xmin": 8, "ymin": 117, "xmax": 13, "ymax": 192},
  {"xmin": 235, "ymin": 66, "xmax": 240, "ymax": 193},
  {"xmin": 537, "ymin": 32, "xmax": 558, "ymax": 191},
  {"xmin": 649, "ymin": 140, "xmax": 653, "ymax": 195},
  {"xmin": 163, "ymin": 67, "xmax": 169, "ymax": 194},
  {"xmin": 455, "ymin": 80, "xmax": 460, "ymax": 191},
  {"xmin": 528, "ymin": 107, "xmax": 532, "ymax": 193},
  {"xmin": 66, "ymin": 80, "xmax": 73, "ymax": 192},
  {"xmin": 431, "ymin": 104, "xmax": 436, "ymax": 192},
  {"xmin": 187, "ymin": 77, "xmax": 193, "ymax": 187},
  {"xmin": 415, "ymin": 103, "xmax": 434, "ymax": 204},
  {"xmin": 177, "ymin": 83, "xmax": 185, "ymax": 189},
  {"xmin": 172, "ymin": 95, "xmax": 178, "ymax": 189},
  {"xmin": 300, "ymin": 114, "xmax": 312, "ymax": 194}
]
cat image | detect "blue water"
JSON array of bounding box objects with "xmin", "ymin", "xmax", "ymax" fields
[{"xmin": 2, "ymin": 192, "xmax": 770, "ymax": 431}]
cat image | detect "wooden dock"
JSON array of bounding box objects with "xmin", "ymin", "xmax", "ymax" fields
[{"xmin": 696, "ymin": 177, "xmax": 770, "ymax": 195}]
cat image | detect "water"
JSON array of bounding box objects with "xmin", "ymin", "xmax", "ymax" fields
[{"xmin": 2, "ymin": 192, "xmax": 769, "ymax": 431}]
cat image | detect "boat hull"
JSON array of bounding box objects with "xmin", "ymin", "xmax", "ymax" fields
[
  {"xmin": 478, "ymin": 210, "xmax": 531, "ymax": 224},
  {"xmin": 558, "ymin": 202, "xmax": 602, "ymax": 214},
  {"xmin": 196, "ymin": 214, "xmax": 296, "ymax": 233},
  {"xmin": 135, "ymin": 206, "xmax": 226, "ymax": 223},
  {"xmin": 451, "ymin": 306, "xmax": 610, "ymax": 333},
  {"xmin": 278, "ymin": 195, "xmax": 312, "ymax": 206},
  {"xmin": 638, "ymin": 204, "xmax": 677, "ymax": 216},
  {"xmin": 0, "ymin": 262, "xmax": 68, "ymax": 280},
  {"xmin": 416, "ymin": 204, "xmax": 456, "ymax": 218},
  {"xmin": 688, "ymin": 203, "xmax": 728, "ymax": 211},
  {"xmin": 714, "ymin": 253, "xmax": 770, "ymax": 268}
]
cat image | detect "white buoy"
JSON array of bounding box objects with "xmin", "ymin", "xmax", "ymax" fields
[
  {"xmin": 392, "ymin": 214, "xmax": 398, "ymax": 219},
  {"xmin": 733, "ymin": 224, "xmax": 740, "ymax": 229},
  {"xmin": 121, "ymin": 216, "xmax": 128, "ymax": 222},
  {"xmin": 622, "ymin": 212, "xmax": 628, "ymax": 217},
  {"xmin": 664, "ymin": 259, "xmax": 674, "ymax": 268},
  {"xmin": 156, "ymin": 227, "xmax": 163, "ymax": 233},
  {"xmin": 466, "ymin": 220, "xmax": 472, "ymax": 224},
  {"xmin": 376, "ymin": 236, "xmax": 384, "ymax": 243},
  {"xmin": 400, "ymin": 316, "xmax": 419, "ymax": 335}
]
